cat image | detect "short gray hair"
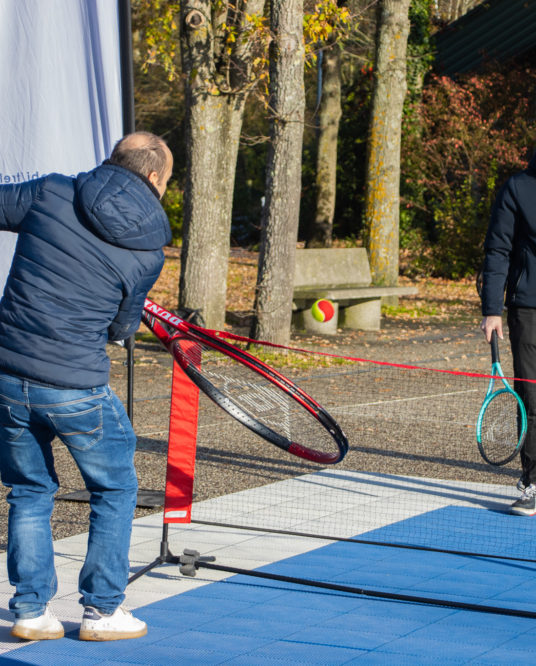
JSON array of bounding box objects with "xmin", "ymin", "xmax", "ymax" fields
[{"xmin": 109, "ymin": 131, "xmax": 169, "ymax": 181}]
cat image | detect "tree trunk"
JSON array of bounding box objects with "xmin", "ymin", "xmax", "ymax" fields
[
  {"xmin": 180, "ymin": 94, "xmax": 244, "ymax": 328},
  {"xmin": 364, "ymin": 0, "xmax": 410, "ymax": 287},
  {"xmin": 306, "ymin": 45, "xmax": 342, "ymax": 248},
  {"xmin": 179, "ymin": 0, "xmax": 264, "ymax": 328},
  {"xmin": 252, "ymin": 0, "xmax": 305, "ymax": 344}
]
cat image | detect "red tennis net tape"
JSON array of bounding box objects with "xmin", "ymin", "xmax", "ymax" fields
[{"xmin": 163, "ymin": 340, "xmax": 200, "ymax": 523}]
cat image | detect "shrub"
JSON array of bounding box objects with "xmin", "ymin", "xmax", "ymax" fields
[
  {"xmin": 401, "ymin": 60, "xmax": 536, "ymax": 277},
  {"xmin": 161, "ymin": 180, "xmax": 183, "ymax": 246}
]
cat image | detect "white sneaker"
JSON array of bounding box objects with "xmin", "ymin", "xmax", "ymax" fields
[
  {"xmin": 11, "ymin": 604, "xmax": 64, "ymax": 640},
  {"xmin": 79, "ymin": 605, "xmax": 147, "ymax": 641}
]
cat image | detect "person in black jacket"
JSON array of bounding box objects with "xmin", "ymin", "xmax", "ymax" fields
[
  {"xmin": 0, "ymin": 132, "xmax": 173, "ymax": 640},
  {"xmin": 481, "ymin": 152, "xmax": 536, "ymax": 516}
]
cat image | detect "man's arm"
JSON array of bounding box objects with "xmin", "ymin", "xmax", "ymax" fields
[
  {"xmin": 108, "ymin": 257, "xmax": 164, "ymax": 342},
  {"xmin": 0, "ymin": 179, "xmax": 42, "ymax": 232},
  {"xmin": 480, "ymin": 181, "xmax": 517, "ymax": 342}
]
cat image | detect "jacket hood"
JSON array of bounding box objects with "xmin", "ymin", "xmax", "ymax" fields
[{"xmin": 75, "ymin": 164, "xmax": 171, "ymax": 250}]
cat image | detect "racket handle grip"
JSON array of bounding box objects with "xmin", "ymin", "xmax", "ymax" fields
[{"xmin": 491, "ymin": 329, "xmax": 500, "ymax": 365}]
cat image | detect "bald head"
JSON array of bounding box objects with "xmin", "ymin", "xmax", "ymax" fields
[{"xmin": 108, "ymin": 131, "xmax": 173, "ymax": 198}]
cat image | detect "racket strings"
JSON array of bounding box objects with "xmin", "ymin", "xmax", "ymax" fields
[
  {"xmin": 172, "ymin": 337, "xmax": 340, "ymax": 456},
  {"xmin": 479, "ymin": 391, "xmax": 523, "ymax": 464}
]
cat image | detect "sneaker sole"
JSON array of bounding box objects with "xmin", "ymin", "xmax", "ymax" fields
[
  {"xmin": 11, "ymin": 626, "xmax": 64, "ymax": 640},
  {"xmin": 510, "ymin": 507, "xmax": 536, "ymax": 516},
  {"xmin": 79, "ymin": 626, "xmax": 147, "ymax": 641}
]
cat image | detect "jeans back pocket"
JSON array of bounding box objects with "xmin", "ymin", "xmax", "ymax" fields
[
  {"xmin": 48, "ymin": 405, "xmax": 103, "ymax": 451},
  {"xmin": 0, "ymin": 404, "xmax": 24, "ymax": 442}
]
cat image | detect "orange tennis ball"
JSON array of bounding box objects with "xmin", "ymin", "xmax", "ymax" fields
[{"xmin": 311, "ymin": 299, "xmax": 335, "ymax": 323}]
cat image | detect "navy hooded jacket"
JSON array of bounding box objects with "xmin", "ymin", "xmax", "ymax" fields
[
  {"xmin": 0, "ymin": 163, "xmax": 171, "ymax": 388},
  {"xmin": 482, "ymin": 154, "xmax": 536, "ymax": 316}
]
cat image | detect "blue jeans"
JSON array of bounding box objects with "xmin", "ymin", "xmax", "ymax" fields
[{"xmin": 0, "ymin": 372, "xmax": 138, "ymax": 619}]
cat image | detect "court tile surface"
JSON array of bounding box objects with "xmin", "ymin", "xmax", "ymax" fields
[{"xmin": 0, "ymin": 472, "xmax": 534, "ymax": 664}]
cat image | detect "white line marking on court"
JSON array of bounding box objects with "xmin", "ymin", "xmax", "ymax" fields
[{"xmin": 329, "ymin": 387, "xmax": 480, "ymax": 412}]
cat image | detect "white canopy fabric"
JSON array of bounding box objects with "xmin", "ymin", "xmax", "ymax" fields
[{"xmin": 0, "ymin": 0, "xmax": 124, "ymax": 294}]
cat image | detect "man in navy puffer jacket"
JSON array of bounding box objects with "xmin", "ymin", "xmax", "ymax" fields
[
  {"xmin": 481, "ymin": 152, "xmax": 536, "ymax": 517},
  {"xmin": 0, "ymin": 132, "xmax": 172, "ymax": 641}
]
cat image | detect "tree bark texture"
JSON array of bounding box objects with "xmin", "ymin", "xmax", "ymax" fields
[
  {"xmin": 252, "ymin": 0, "xmax": 305, "ymax": 344},
  {"xmin": 306, "ymin": 46, "xmax": 342, "ymax": 248},
  {"xmin": 180, "ymin": 93, "xmax": 245, "ymax": 328},
  {"xmin": 436, "ymin": 0, "xmax": 480, "ymax": 22},
  {"xmin": 364, "ymin": 0, "xmax": 410, "ymax": 286},
  {"xmin": 179, "ymin": 0, "xmax": 264, "ymax": 328}
]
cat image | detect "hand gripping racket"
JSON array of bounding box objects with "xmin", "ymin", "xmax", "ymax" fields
[
  {"xmin": 142, "ymin": 298, "xmax": 348, "ymax": 464},
  {"xmin": 476, "ymin": 330, "xmax": 527, "ymax": 466}
]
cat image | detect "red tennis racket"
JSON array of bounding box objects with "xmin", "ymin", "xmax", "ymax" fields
[{"xmin": 142, "ymin": 298, "xmax": 348, "ymax": 464}]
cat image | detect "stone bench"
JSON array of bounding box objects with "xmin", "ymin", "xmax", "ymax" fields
[{"xmin": 292, "ymin": 248, "xmax": 417, "ymax": 334}]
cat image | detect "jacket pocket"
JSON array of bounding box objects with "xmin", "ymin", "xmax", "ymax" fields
[
  {"xmin": 510, "ymin": 247, "xmax": 528, "ymax": 304},
  {"xmin": 48, "ymin": 405, "xmax": 103, "ymax": 451}
]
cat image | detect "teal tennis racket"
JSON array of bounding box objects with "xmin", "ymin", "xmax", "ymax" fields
[{"xmin": 476, "ymin": 331, "xmax": 527, "ymax": 466}]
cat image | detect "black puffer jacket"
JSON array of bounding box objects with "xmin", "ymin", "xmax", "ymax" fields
[
  {"xmin": 482, "ymin": 153, "xmax": 536, "ymax": 316},
  {"xmin": 0, "ymin": 163, "xmax": 171, "ymax": 388}
]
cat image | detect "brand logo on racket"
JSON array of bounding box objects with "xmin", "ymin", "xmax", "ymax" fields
[
  {"xmin": 144, "ymin": 300, "xmax": 182, "ymax": 328},
  {"xmin": 203, "ymin": 369, "xmax": 292, "ymax": 439}
]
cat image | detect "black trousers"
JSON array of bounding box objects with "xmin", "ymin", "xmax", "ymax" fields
[{"xmin": 508, "ymin": 307, "xmax": 536, "ymax": 484}]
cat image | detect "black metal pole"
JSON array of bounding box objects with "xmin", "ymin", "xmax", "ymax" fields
[
  {"xmin": 118, "ymin": 0, "xmax": 136, "ymax": 421},
  {"xmin": 118, "ymin": 0, "xmax": 135, "ymax": 134}
]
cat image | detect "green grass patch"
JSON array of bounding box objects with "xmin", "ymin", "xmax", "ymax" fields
[
  {"xmin": 245, "ymin": 346, "xmax": 353, "ymax": 370},
  {"xmin": 382, "ymin": 303, "xmax": 439, "ymax": 317}
]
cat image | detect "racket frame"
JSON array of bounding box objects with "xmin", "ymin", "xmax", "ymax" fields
[
  {"xmin": 142, "ymin": 299, "xmax": 348, "ymax": 464},
  {"xmin": 476, "ymin": 330, "xmax": 527, "ymax": 466}
]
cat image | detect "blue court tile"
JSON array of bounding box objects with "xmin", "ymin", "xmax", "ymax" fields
[
  {"xmin": 480, "ymin": 632, "xmax": 536, "ymax": 650},
  {"xmin": 186, "ymin": 581, "xmax": 288, "ymax": 603},
  {"xmin": 141, "ymin": 594, "xmax": 253, "ymax": 616},
  {"xmin": 226, "ymin": 603, "xmax": 342, "ymax": 626},
  {"xmin": 332, "ymin": 570, "xmax": 424, "ymax": 590},
  {"xmin": 374, "ymin": 635, "xmax": 499, "ymax": 660},
  {"xmin": 265, "ymin": 590, "xmax": 364, "ymax": 612},
  {"xmin": 431, "ymin": 608, "xmax": 535, "ymax": 633},
  {"xmin": 6, "ymin": 631, "xmax": 176, "ymax": 661},
  {"xmin": 95, "ymin": 645, "xmax": 237, "ymax": 664},
  {"xmin": 462, "ymin": 558, "xmax": 536, "ymax": 575},
  {"xmin": 133, "ymin": 606, "xmax": 214, "ymax": 630},
  {"xmin": 6, "ymin": 502, "xmax": 536, "ymax": 665},
  {"xmin": 495, "ymin": 578, "xmax": 536, "ymax": 595},
  {"xmin": 471, "ymin": 648, "xmax": 536, "ymax": 665},
  {"xmin": 410, "ymin": 577, "xmax": 510, "ymax": 599},
  {"xmin": 156, "ymin": 629, "xmax": 274, "ymax": 653},
  {"xmin": 237, "ymin": 639, "xmax": 363, "ymax": 663},
  {"xmin": 259, "ymin": 562, "xmax": 352, "ymax": 582},
  {"xmin": 0, "ymin": 653, "xmax": 97, "ymax": 665},
  {"xmin": 288, "ymin": 551, "xmax": 358, "ymax": 567},
  {"xmin": 228, "ymin": 654, "xmax": 366, "ymax": 666},
  {"xmin": 97, "ymin": 662, "xmax": 156, "ymax": 666},
  {"xmin": 312, "ymin": 542, "xmax": 393, "ymax": 562},
  {"xmin": 223, "ymin": 573, "xmax": 307, "ymax": 593},
  {"xmin": 322, "ymin": 610, "xmax": 431, "ymax": 637},
  {"xmin": 425, "ymin": 568, "xmax": 525, "ymax": 588},
  {"xmin": 206, "ymin": 616, "xmax": 299, "ymax": 640},
  {"xmin": 345, "ymin": 650, "xmax": 464, "ymax": 664},
  {"xmin": 285, "ymin": 626, "xmax": 392, "ymax": 651},
  {"xmin": 369, "ymin": 506, "xmax": 536, "ymax": 560},
  {"xmin": 335, "ymin": 597, "xmax": 455, "ymax": 622},
  {"xmin": 406, "ymin": 622, "xmax": 519, "ymax": 648}
]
